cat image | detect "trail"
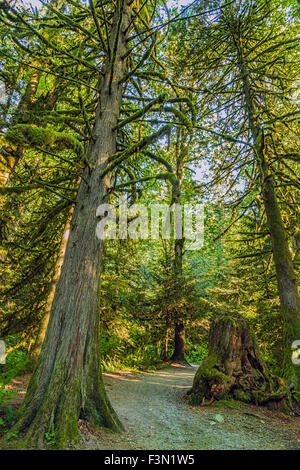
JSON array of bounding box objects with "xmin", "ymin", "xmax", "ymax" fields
[
  {"xmin": 81, "ymin": 364, "xmax": 300, "ymax": 450},
  {"xmin": 4, "ymin": 364, "xmax": 300, "ymax": 449}
]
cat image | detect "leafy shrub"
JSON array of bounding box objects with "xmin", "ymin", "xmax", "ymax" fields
[
  {"xmin": 0, "ymin": 345, "xmax": 28, "ymax": 385},
  {"xmin": 185, "ymin": 342, "xmax": 208, "ymax": 364},
  {"xmin": 0, "ymin": 335, "xmax": 28, "ymax": 410},
  {"xmin": 0, "ymin": 386, "xmax": 16, "ymax": 408},
  {"xmin": 100, "ymin": 326, "xmax": 163, "ymax": 371}
]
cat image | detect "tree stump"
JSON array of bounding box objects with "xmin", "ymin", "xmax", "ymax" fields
[{"xmin": 189, "ymin": 316, "xmax": 291, "ymax": 412}]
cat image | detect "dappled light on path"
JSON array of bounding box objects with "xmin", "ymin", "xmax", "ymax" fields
[{"xmin": 102, "ymin": 365, "xmax": 300, "ymax": 450}]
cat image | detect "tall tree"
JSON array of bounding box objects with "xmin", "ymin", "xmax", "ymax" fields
[
  {"xmin": 175, "ymin": 0, "xmax": 300, "ymax": 398},
  {"xmin": 1, "ymin": 0, "xmax": 177, "ymax": 447}
]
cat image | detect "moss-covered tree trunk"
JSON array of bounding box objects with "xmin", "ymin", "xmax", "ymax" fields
[
  {"xmin": 261, "ymin": 165, "xmax": 300, "ymax": 396},
  {"xmin": 170, "ymin": 177, "xmax": 186, "ymax": 362},
  {"xmin": 189, "ymin": 316, "xmax": 291, "ymax": 412},
  {"xmin": 11, "ymin": 1, "xmax": 132, "ymax": 448},
  {"xmin": 236, "ymin": 42, "xmax": 300, "ymax": 401},
  {"xmin": 0, "ymin": 67, "xmax": 41, "ymax": 186}
]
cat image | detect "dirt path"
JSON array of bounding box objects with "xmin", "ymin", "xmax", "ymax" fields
[
  {"xmin": 81, "ymin": 364, "xmax": 300, "ymax": 450},
  {"xmin": 3, "ymin": 364, "xmax": 300, "ymax": 450}
]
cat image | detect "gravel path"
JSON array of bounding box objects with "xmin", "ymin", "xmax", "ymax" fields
[
  {"xmin": 4, "ymin": 365, "xmax": 300, "ymax": 450},
  {"xmin": 81, "ymin": 364, "xmax": 300, "ymax": 450}
]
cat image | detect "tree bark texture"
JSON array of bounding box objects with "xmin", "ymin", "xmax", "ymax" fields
[
  {"xmin": 11, "ymin": 0, "xmax": 132, "ymax": 448},
  {"xmin": 189, "ymin": 316, "xmax": 291, "ymax": 412}
]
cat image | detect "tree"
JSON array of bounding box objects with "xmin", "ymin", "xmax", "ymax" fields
[
  {"xmin": 189, "ymin": 315, "xmax": 291, "ymax": 412},
  {"xmin": 175, "ymin": 0, "xmax": 300, "ymax": 398},
  {"xmin": 3, "ymin": 0, "xmax": 173, "ymax": 447}
]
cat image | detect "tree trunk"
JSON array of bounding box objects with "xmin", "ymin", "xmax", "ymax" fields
[
  {"xmin": 163, "ymin": 312, "xmax": 170, "ymax": 362},
  {"xmin": 171, "ymin": 320, "xmax": 186, "ymax": 362},
  {"xmin": 236, "ymin": 43, "xmax": 300, "ymax": 401},
  {"xmin": 11, "ymin": 1, "xmax": 132, "ymax": 448},
  {"xmin": 0, "ymin": 68, "xmax": 41, "ymax": 186},
  {"xmin": 27, "ymin": 214, "xmax": 72, "ymax": 370},
  {"xmin": 163, "ymin": 330, "xmax": 169, "ymax": 362},
  {"xmin": 170, "ymin": 178, "xmax": 187, "ymax": 363},
  {"xmin": 171, "ymin": 235, "xmax": 186, "ymax": 362},
  {"xmin": 189, "ymin": 316, "xmax": 292, "ymax": 412},
  {"xmin": 261, "ymin": 167, "xmax": 300, "ymax": 395}
]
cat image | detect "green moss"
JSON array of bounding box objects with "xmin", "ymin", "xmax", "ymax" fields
[
  {"xmin": 191, "ymin": 351, "xmax": 234, "ymax": 405},
  {"xmin": 213, "ymin": 399, "xmax": 239, "ymax": 409},
  {"xmin": 5, "ymin": 125, "xmax": 84, "ymax": 157},
  {"xmin": 193, "ymin": 354, "xmax": 232, "ymax": 388},
  {"xmin": 193, "ymin": 352, "xmax": 219, "ymax": 385},
  {"xmin": 233, "ymin": 390, "xmax": 252, "ymax": 403},
  {"xmin": 190, "ymin": 392, "xmax": 201, "ymax": 406}
]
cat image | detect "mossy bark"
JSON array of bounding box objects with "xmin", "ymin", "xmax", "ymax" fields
[
  {"xmin": 189, "ymin": 316, "xmax": 291, "ymax": 412},
  {"xmin": 10, "ymin": 1, "xmax": 132, "ymax": 449},
  {"xmin": 261, "ymin": 168, "xmax": 300, "ymax": 399},
  {"xmin": 0, "ymin": 67, "xmax": 41, "ymax": 186},
  {"xmin": 235, "ymin": 38, "xmax": 300, "ymax": 400},
  {"xmin": 170, "ymin": 176, "xmax": 187, "ymax": 363},
  {"xmin": 171, "ymin": 231, "xmax": 186, "ymax": 362}
]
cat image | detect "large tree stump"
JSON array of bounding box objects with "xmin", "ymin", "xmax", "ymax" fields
[{"xmin": 189, "ymin": 316, "xmax": 291, "ymax": 412}]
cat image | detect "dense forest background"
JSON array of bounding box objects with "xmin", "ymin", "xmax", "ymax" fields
[{"xmin": 0, "ymin": 0, "xmax": 299, "ymax": 449}]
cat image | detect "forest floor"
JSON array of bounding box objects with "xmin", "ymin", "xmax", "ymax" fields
[{"xmin": 3, "ymin": 364, "xmax": 300, "ymax": 450}]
